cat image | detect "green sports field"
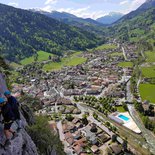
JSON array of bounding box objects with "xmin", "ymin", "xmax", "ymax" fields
[
  {"xmin": 118, "ymin": 62, "xmax": 133, "ymax": 68},
  {"xmin": 141, "ymin": 66, "xmax": 155, "ymax": 78},
  {"xmin": 139, "ymin": 84, "xmax": 155, "ymax": 104}
]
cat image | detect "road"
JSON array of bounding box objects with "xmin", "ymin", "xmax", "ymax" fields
[
  {"xmin": 124, "ymin": 67, "xmax": 155, "ymax": 154},
  {"xmin": 126, "ymin": 80, "xmax": 133, "ymax": 103},
  {"xmin": 57, "ymin": 121, "xmax": 65, "ymax": 141},
  {"xmin": 75, "ymin": 102, "xmax": 115, "ymax": 138},
  {"xmin": 75, "ymin": 102, "xmax": 114, "ymax": 137},
  {"xmin": 141, "ymin": 50, "xmax": 145, "ymax": 59},
  {"xmin": 122, "ymin": 46, "xmax": 128, "ymax": 61},
  {"xmin": 87, "ymin": 115, "xmax": 114, "ymax": 137},
  {"xmin": 128, "ymin": 105, "xmax": 155, "ymax": 154},
  {"xmin": 57, "ymin": 121, "xmax": 73, "ymax": 155},
  {"xmin": 118, "ymin": 62, "xmax": 155, "ymax": 154}
]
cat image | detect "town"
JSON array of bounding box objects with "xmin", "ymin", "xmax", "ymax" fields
[{"xmin": 12, "ymin": 42, "xmax": 155, "ymax": 155}]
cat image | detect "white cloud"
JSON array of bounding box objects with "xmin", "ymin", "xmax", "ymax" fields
[
  {"xmin": 130, "ymin": 0, "xmax": 146, "ymax": 10},
  {"xmin": 8, "ymin": 2, "xmax": 19, "ymax": 7},
  {"xmin": 42, "ymin": 5, "xmax": 52, "ymax": 12},
  {"xmin": 41, "ymin": 0, "xmax": 146, "ymax": 19},
  {"xmin": 57, "ymin": 7, "xmax": 106, "ymax": 19},
  {"xmin": 45, "ymin": 0, "xmax": 58, "ymax": 5},
  {"xmin": 120, "ymin": 0, "xmax": 129, "ymax": 5},
  {"xmin": 120, "ymin": 0, "xmax": 146, "ymax": 14}
]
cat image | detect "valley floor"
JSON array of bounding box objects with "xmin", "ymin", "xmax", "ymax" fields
[{"xmin": 12, "ymin": 42, "xmax": 155, "ymax": 155}]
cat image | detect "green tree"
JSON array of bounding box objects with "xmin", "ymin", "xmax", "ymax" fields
[
  {"xmin": 28, "ymin": 116, "xmax": 65, "ymax": 155},
  {"xmin": 82, "ymin": 116, "xmax": 88, "ymax": 125},
  {"xmin": 112, "ymin": 134, "xmax": 117, "ymax": 142},
  {"xmin": 122, "ymin": 138, "xmax": 128, "ymax": 151},
  {"xmin": 66, "ymin": 114, "xmax": 74, "ymax": 121}
]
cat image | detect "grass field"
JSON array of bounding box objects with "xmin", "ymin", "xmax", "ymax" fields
[
  {"xmin": 37, "ymin": 51, "xmax": 54, "ymax": 62},
  {"xmin": 43, "ymin": 52, "xmax": 87, "ymax": 71},
  {"xmin": 118, "ymin": 62, "xmax": 133, "ymax": 68},
  {"xmin": 145, "ymin": 51, "xmax": 155, "ymax": 62},
  {"xmin": 20, "ymin": 56, "xmax": 35, "ymax": 65},
  {"xmin": 116, "ymin": 106, "xmax": 126, "ymax": 112},
  {"xmin": 95, "ymin": 44, "xmax": 117, "ymax": 51},
  {"xmin": 110, "ymin": 52, "xmax": 123, "ymax": 57},
  {"xmin": 20, "ymin": 51, "xmax": 53, "ymax": 65},
  {"xmin": 10, "ymin": 62, "xmax": 21, "ymax": 68},
  {"xmin": 139, "ymin": 84, "xmax": 155, "ymax": 103},
  {"xmin": 141, "ymin": 66, "xmax": 155, "ymax": 78},
  {"xmin": 43, "ymin": 62, "xmax": 63, "ymax": 71}
]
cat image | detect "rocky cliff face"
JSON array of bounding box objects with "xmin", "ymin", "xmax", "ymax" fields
[
  {"xmin": 0, "ymin": 72, "xmax": 39, "ymax": 155},
  {"xmin": 0, "ymin": 111, "xmax": 39, "ymax": 155},
  {"xmin": 0, "ymin": 125, "xmax": 38, "ymax": 155},
  {"xmin": 0, "ymin": 73, "xmax": 8, "ymax": 96}
]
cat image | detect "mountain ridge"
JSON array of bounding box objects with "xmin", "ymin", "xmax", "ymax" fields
[
  {"xmin": 0, "ymin": 3, "xmax": 103, "ymax": 62},
  {"xmin": 96, "ymin": 12, "xmax": 124, "ymax": 24},
  {"xmin": 31, "ymin": 9, "xmax": 106, "ymax": 35},
  {"xmin": 110, "ymin": 0, "xmax": 155, "ymax": 44},
  {"xmin": 115, "ymin": 0, "xmax": 155, "ymax": 24}
]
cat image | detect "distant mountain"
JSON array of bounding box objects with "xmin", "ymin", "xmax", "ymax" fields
[
  {"xmin": 138, "ymin": 0, "xmax": 155, "ymax": 10},
  {"xmin": 31, "ymin": 10, "xmax": 105, "ymax": 35},
  {"xmin": 32, "ymin": 10, "xmax": 77, "ymax": 19},
  {"xmin": 0, "ymin": 4, "xmax": 103, "ymax": 62},
  {"xmin": 110, "ymin": 0, "xmax": 155, "ymax": 44},
  {"xmin": 116, "ymin": 0, "xmax": 155, "ymax": 23},
  {"xmin": 96, "ymin": 12, "xmax": 124, "ymax": 25}
]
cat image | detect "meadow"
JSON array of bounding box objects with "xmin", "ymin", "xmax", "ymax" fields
[
  {"xmin": 141, "ymin": 66, "xmax": 155, "ymax": 78},
  {"xmin": 118, "ymin": 62, "xmax": 133, "ymax": 68},
  {"xmin": 110, "ymin": 52, "xmax": 123, "ymax": 57},
  {"xmin": 116, "ymin": 106, "xmax": 126, "ymax": 112},
  {"xmin": 95, "ymin": 44, "xmax": 117, "ymax": 50},
  {"xmin": 139, "ymin": 84, "xmax": 155, "ymax": 103},
  {"xmin": 20, "ymin": 51, "xmax": 54, "ymax": 65},
  {"xmin": 43, "ymin": 52, "xmax": 87, "ymax": 71},
  {"xmin": 145, "ymin": 51, "xmax": 155, "ymax": 62}
]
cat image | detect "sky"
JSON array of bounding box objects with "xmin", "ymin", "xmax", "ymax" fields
[{"xmin": 0, "ymin": 0, "xmax": 146, "ymax": 19}]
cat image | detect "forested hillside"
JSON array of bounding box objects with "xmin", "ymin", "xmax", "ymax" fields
[
  {"xmin": 109, "ymin": 0, "xmax": 155, "ymax": 47},
  {"xmin": 0, "ymin": 3, "xmax": 103, "ymax": 62},
  {"xmin": 112, "ymin": 8, "xmax": 155, "ymax": 42},
  {"xmin": 33, "ymin": 10, "xmax": 105, "ymax": 35}
]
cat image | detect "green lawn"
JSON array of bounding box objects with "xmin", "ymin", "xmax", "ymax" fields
[
  {"xmin": 20, "ymin": 51, "xmax": 53, "ymax": 65},
  {"xmin": 141, "ymin": 66, "xmax": 155, "ymax": 78},
  {"xmin": 43, "ymin": 52, "xmax": 87, "ymax": 71},
  {"xmin": 37, "ymin": 51, "xmax": 54, "ymax": 62},
  {"xmin": 118, "ymin": 62, "xmax": 133, "ymax": 68},
  {"xmin": 20, "ymin": 56, "xmax": 35, "ymax": 65},
  {"xmin": 43, "ymin": 62, "xmax": 62, "ymax": 71},
  {"xmin": 95, "ymin": 44, "xmax": 117, "ymax": 50},
  {"xmin": 65, "ymin": 57, "xmax": 87, "ymax": 66},
  {"xmin": 116, "ymin": 106, "xmax": 126, "ymax": 112},
  {"xmin": 139, "ymin": 84, "xmax": 155, "ymax": 103},
  {"xmin": 145, "ymin": 51, "xmax": 155, "ymax": 63},
  {"xmin": 110, "ymin": 52, "xmax": 123, "ymax": 57},
  {"xmin": 10, "ymin": 62, "xmax": 21, "ymax": 68}
]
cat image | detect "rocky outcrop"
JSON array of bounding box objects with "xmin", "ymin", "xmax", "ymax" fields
[
  {"xmin": 21, "ymin": 104, "xmax": 35, "ymax": 125},
  {"xmin": 0, "ymin": 126, "xmax": 38, "ymax": 155},
  {"xmin": 0, "ymin": 72, "xmax": 39, "ymax": 155},
  {"xmin": 0, "ymin": 120, "xmax": 38, "ymax": 155},
  {"xmin": 0, "ymin": 73, "xmax": 7, "ymax": 96}
]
